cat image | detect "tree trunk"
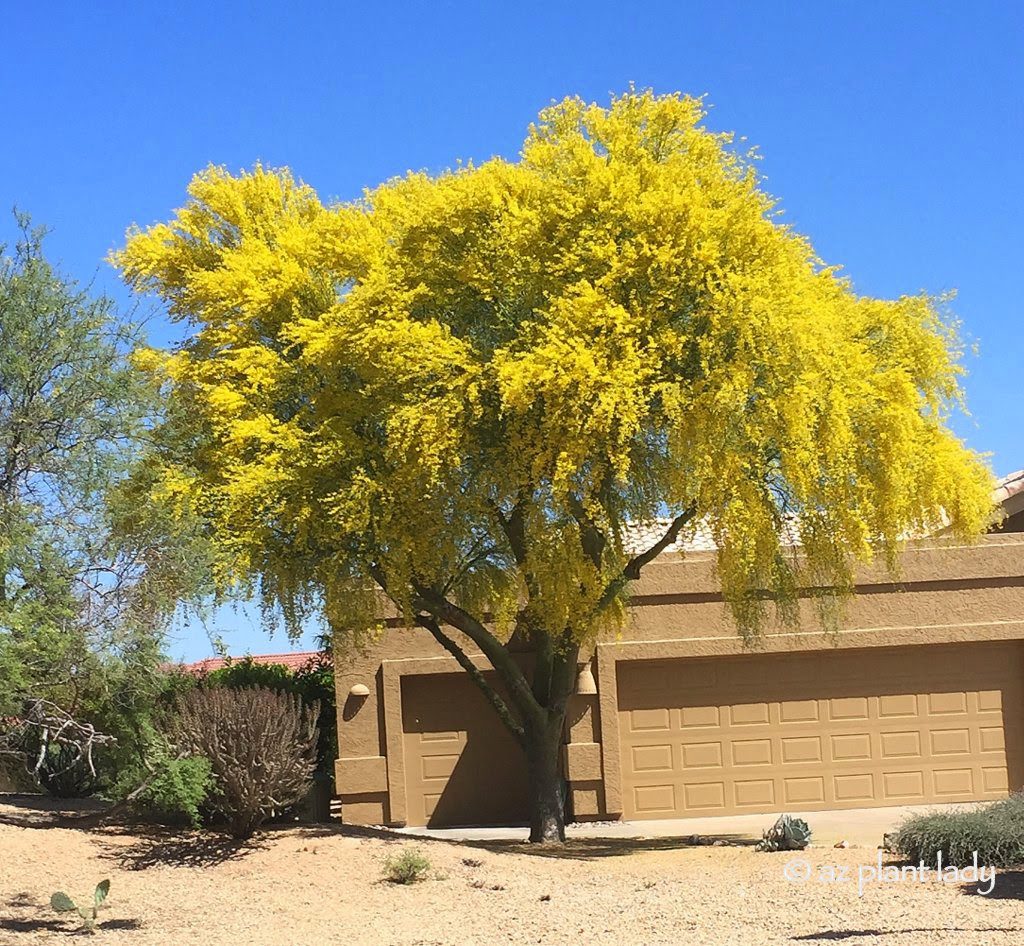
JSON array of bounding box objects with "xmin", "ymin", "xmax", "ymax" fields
[{"xmin": 525, "ymin": 716, "xmax": 566, "ymax": 843}]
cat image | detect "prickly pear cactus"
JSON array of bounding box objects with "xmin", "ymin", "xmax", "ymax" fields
[
  {"xmin": 756, "ymin": 814, "xmax": 812, "ymax": 852},
  {"xmin": 50, "ymin": 880, "xmax": 110, "ymax": 932}
]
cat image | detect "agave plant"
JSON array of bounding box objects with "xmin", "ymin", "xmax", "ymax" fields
[
  {"xmin": 50, "ymin": 879, "xmax": 110, "ymax": 933},
  {"xmin": 756, "ymin": 815, "xmax": 812, "ymax": 852}
]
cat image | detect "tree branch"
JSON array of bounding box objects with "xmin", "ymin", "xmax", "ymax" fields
[
  {"xmin": 410, "ymin": 580, "xmax": 544, "ymax": 728},
  {"xmin": 413, "ymin": 613, "xmax": 526, "ymax": 746},
  {"xmin": 567, "ymin": 493, "xmax": 606, "ymax": 569},
  {"xmin": 623, "ymin": 505, "xmax": 698, "ymax": 579},
  {"xmin": 492, "ymin": 496, "xmax": 528, "ymax": 566},
  {"xmin": 367, "ymin": 561, "xmax": 543, "ymax": 729},
  {"xmin": 595, "ymin": 504, "xmax": 698, "ymax": 612}
]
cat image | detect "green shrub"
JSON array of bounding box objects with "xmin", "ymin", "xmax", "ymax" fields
[
  {"xmin": 894, "ymin": 793, "xmax": 1024, "ymax": 867},
  {"xmin": 205, "ymin": 657, "xmax": 293, "ymax": 691},
  {"xmin": 132, "ymin": 755, "xmax": 214, "ymax": 829},
  {"xmin": 86, "ymin": 666, "xmax": 199, "ymax": 798},
  {"xmin": 382, "ymin": 847, "xmax": 431, "ymax": 884},
  {"xmin": 112, "ymin": 731, "xmax": 214, "ymax": 828}
]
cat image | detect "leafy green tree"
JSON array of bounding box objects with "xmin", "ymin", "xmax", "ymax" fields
[
  {"xmin": 0, "ymin": 213, "xmax": 211, "ymax": 787},
  {"xmin": 115, "ymin": 91, "xmax": 994, "ymax": 841}
]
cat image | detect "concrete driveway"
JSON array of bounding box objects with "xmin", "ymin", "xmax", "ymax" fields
[{"xmin": 395, "ymin": 802, "xmax": 970, "ymax": 848}]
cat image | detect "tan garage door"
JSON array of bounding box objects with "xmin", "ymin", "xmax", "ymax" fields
[
  {"xmin": 618, "ymin": 641, "xmax": 1024, "ymax": 820},
  {"xmin": 402, "ymin": 673, "xmax": 530, "ymax": 828}
]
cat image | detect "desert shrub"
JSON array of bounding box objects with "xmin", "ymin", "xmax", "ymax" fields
[
  {"xmin": 383, "ymin": 847, "xmax": 431, "ymax": 884},
  {"xmin": 82, "ymin": 666, "xmax": 199, "ymax": 799},
  {"xmin": 134, "ymin": 754, "xmax": 213, "ymax": 828},
  {"xmin": 894, "ymin": 794, "xmax": 1024, "ymax": 867},
  {"xmin": 204, "ymin": 655, "xmax": 337, "ymax": 785},
  {"xmin": 169, "ymin": 686, "xmax": 319, "ymax": 839}
]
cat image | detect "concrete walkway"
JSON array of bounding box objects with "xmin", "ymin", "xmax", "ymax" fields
[{"xmin": 394, "ymin": 802, "xmax": 970, "ymax": 848}]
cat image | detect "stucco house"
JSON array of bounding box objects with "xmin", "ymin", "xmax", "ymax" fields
[{"xmin": 332, "ymin": 472, "xmax": 1024, "ymax": 829}]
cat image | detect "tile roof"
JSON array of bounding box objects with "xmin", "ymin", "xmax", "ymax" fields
[
  {"xmin": 177, "ymin": 650, "xmax": 326, "ymax": 675},
  {"xmin": 994, "ymin": 469, "xmax": 1024, "ymax": 506},
  {"xmin": 620, "ymin": 518, "xmax": 718, "ymax": 556},
  {"xmin": 623, "ymin": 468, "xmax": 1024, "ymax": 558}
]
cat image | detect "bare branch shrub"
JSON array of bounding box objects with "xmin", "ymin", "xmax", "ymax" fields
[
  {"xmin": 169, "ymin": 687, "xmax": 319, "ymax": 838},
  {"xmin": 0, "ymin": 698, "xmax": 115, "ymax": 785}
]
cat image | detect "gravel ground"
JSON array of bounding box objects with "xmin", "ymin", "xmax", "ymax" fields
[{"xmin": 2, "ymin": 798, "xmax": 1023, "ymax": 945}]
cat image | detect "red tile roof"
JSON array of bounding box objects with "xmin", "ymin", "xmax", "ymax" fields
[{"xmin": 177, "ymin": 650, "xmax": 326, "ymax": 675}]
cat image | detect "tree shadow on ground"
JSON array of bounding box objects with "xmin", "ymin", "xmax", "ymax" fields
[
  {"xmin": 291, "ymin": 820, "xmax": 755, "ymax": 859},
  {"xmin": 791, "ymin": 930, "xmax": 1022, "ymax": 942},
  {"xmin": 97, "ymin": 829, "xmax": 266, "ymax": 871},
  {"xmin": 0, "ymin": 917, "xmax": 142, "ymax": 936},
  {"xmin": 0, "ymin": 793, "xmax": 113, "ymax": 828},
  {"xmin": 0, "ymin": 792, "xmax": 139, "ymax": 831},
  {"xmin": 3, "ymin": 795, "xmax": 269, "ymax": 869},
  {"xmin": 962, "ymin": 868, "xmax": 1024, "ymax": 900},
  {"xmin": 464, "ymin": 834, "xmax": 757, "ymax": 859},
  {"xmin": 6, "ymin": 792, "xmax": 754, "ymax": 862}
]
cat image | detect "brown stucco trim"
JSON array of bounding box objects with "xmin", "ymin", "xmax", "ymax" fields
[
  {"xmin": 334, "ymin": 755, "xmax": 388, "ymax": 795},
  {"xmin": 380, "ymin": 653, "xmax": 494, "ymax": 825},
  {"xmin": 630, "ymin": 536, "xmax": 1024, "ymax": 598},
  {"xmin": 629, "ymin": 575, "xmax": 1024, "ymax": 608},
  {"xmin": 596, "ymin": 617, "xmax": 1024, "ymax": 816},
  {"xmin": 563, "ymin": 741, "xmax": 602, "ymax": 781}
]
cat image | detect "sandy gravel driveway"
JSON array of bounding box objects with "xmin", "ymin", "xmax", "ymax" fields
[{"xmin": 2, "ymin": 799, "xmax": 1022, "ymax": 945}]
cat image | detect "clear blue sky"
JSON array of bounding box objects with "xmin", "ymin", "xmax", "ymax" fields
[{"xmin": 3, "ymin": 2, "xmax": 1021, "ymax": 660}]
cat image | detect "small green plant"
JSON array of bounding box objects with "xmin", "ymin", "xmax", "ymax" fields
[
  {"xmin": 382, "ymin": 847, "xmax": 431, "ymax": 884},
  {"xmin": 756, "ymin": 814, "xmax": 812, "ymax": 852},
  {"xmin": 50, "ymin": 879, "xmax": 110, "ymax": 933}
]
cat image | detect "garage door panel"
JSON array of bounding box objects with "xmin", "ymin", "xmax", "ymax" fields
[
  {"xmin": 980, "ymin": 726, "xmax": 1005, "ymax": 751},
  {"xmin": 632, "ymin": 744, "xmax": 675, "ymax": 771},
  {"xmin": 783, "ymin": 776, "xmax": 825, "ymax": 805},
  {"xmin": 618, "ymin": 641, "xmax": 1024, "ymax": 819},
  {"xmin": 681, "ymin": 742, "xmax": 721, "ymax": 768},
  {"xmin": 781, "ymin": 736, "xmax": 823, "ymax": 763},
  {"xmin": 832, "ymin": 733, "xmax": 873, "ymax": 761},
  {"xmin": 735, "ymin": 779, "xmax": 775, "ymax": 807},
  {"xmin": 630, "ymin": 707, "xmax": 671, "ymax": 730},
  {"xmin": 634, "ymin": 784, "xmax": 676, "ymax": 813},
  {"xmin": 834, "ymin": 773, "xmax": 874, "ymax": 802},
  {"xmin": 681, "ymin": 705, "xmax": 719, "ymax": 728},
  {"xmin": 732, "ymin": 738, "xmax": 771, "ymax": 766},
  {"xmin": 880, "ymin": 730, "xmax": 923, "ymax": 758},
  {"xmin": 879, "ymin": 694, "xmax": 919, "ymax": 717},
  {"xmin": 934, "ymin": 768, "xmax": 974, "ymax": 795},
  {"xmin": 983, "ymin": 766, "xmax": 1009, "ymax": 792},
  {"xmin": 780, "ymin": 699, "xmax": 820, "ymax": 723}
]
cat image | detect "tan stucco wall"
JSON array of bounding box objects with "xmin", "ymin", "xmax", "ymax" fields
[{"xmin": 333, "ymin": 534, "xmax": 1024, "ymax": 825}]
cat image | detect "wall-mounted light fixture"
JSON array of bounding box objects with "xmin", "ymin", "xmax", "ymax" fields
[
  {"xmin": 348, "ymin": 683, "xmax": 370, "ymax": 698},
  {"xmin": 575, "ymin": 662, "xmax": 597, "ymax": 695}
]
